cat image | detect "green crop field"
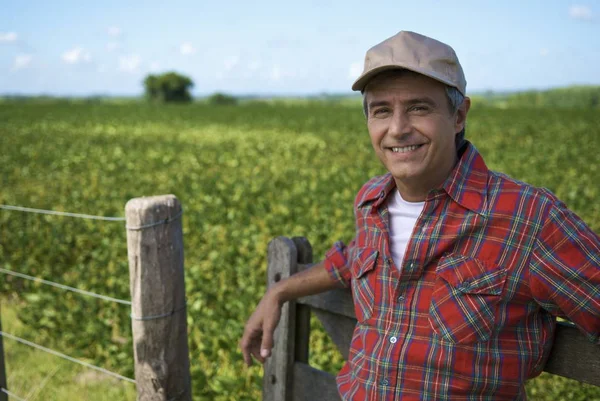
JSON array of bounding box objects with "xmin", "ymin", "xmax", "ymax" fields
[{"xmin": 1, "ymin": 99, "xmax": 599, "ymax": 400}]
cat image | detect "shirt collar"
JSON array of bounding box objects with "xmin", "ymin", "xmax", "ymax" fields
[
  {"xmin": 357, "ymin": 173, "xmax": 397, "ymax": 210},
  {"xmin": 357, "ymin": 141, "xmax": 489, "ymax": 215},
  {"xmin": 441, "ymin": 141, "xmax": 489, "ymax": 215}
]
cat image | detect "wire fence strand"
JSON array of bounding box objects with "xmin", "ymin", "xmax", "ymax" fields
[
  {"xmin": 0, "ymin": 268, "xmax": 132, "ymax": 306},
  {"xmin": 1, "ymin": 388, "xmax": 27, "ymax": 401},
  {"xmin": 126, "ymin": 208, "xmax": 183, "ymax": 230},
  {"xmin": 0, "ymin": 205, "xmax": 126, "ymax": 222},
  {"xmin": 0, "ymin": 331, "xmax": 136, "ymax": 384}
]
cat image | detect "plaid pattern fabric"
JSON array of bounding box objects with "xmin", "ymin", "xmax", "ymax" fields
[{"xmin": 324, "ymin": 141, "xmax": 600, "ymax": 401}]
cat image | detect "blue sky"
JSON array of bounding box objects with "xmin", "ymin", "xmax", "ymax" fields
[{"xmin": 1, "ymin": 0, "xmax": 598, "ymax": 96}]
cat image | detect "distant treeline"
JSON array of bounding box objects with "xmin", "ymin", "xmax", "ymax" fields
[
  {"xmin": 473, "ymin": 86, "xmax": 600, "ymax": 109},
  {"xmin": 3, "ymin": 85, "xmax": 600, "ymax": 109}
]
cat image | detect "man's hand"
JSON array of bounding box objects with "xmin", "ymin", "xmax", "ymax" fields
[
  {"xmin": 239, "ymin": 261, "xmax": 339, "ymax": 366},
  {"xmin": 240, "ymin": 288, "xmax": 283, "ymax": 366}
]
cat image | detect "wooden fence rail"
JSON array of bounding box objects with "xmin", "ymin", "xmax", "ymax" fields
[{"xmin": 263, "ymin": 236, "xmax": 600, "ymax": 401}]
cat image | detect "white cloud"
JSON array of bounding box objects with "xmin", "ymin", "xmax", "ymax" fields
[
  {"xmin": 240, "ymin": 60, "xmax": 262, "ymax": 79},
  {"xmin": 270, "ymin": 65, "xmax": 282, "ymax": 81},
  {"xmin": 149, "ymin": 61, "xmax": 161, "ymax": 71},
  {"xmin": 12, "ymin": 54, "xmax": 32, "ymax": 70},
  {"xmin": 119, "ymin": 54, "xmax": 141, "ymax": 73},
  {"xmin": 569, "ymin": 5, "xmax": 593, "ymax": 21},
  {"xmin": 224, "ymin": 56, "xmax": 240, "ymax": 71},
  {"xmin": 62, "ymin": 47, "xmax": 92, "ymax": 64},
  {"xmin": 540, "ymin": 48, "xmax": 549, "ymax": 57},
  {"xmin": 348, "ymin": 61, "xmax": 363, "ymax": 79},
  {"xmin": 106, "ymin": 42, "xmax": 120, "ymax": 52},
  {"xmin": 268, "ymin": 65, "xmax": 296, "ymax": 82},
  {"xmin": 180, "ymin": 42, "xmax": 196, "ymax": 56},
  {"xmin": 108, "ymin": 26, "xmax": 121, "ymax": 37},
  {"xmin": 0, "ymin": 32, "xmax": 17, "ymax": 43},
  {"xmin": 248, "ymin": 60, "xmax": 261, "ymax": 71}
]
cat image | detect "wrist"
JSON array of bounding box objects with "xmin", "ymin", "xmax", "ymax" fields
[{"xmin": 269, "ymin": 280, "xmax": 290, "ymax": 306}]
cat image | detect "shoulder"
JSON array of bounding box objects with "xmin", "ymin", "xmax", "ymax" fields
[{"xmin": 487, "ymin": 169, "xmax": 561, "ymax": 213}]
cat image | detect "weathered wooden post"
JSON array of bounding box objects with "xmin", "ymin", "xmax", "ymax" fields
[
  {"xmin": 0, "ymin": 304, "xmax": 8, "ymax": 401},
  {"xmin": 263, "ymin": 237, "xmax": 300, "ymax": 401},
  {"xmin": 125, "ymin": 195, "xmax": 192, "ymax": 401},
  {"xmin": 291, "ymin": 237, "xmax": 313, "ymax": 366}
]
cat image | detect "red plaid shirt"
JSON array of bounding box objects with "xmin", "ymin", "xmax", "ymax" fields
[{"xmin": 324, "ymin": 142, "xmax": 600, "ymax": 400}]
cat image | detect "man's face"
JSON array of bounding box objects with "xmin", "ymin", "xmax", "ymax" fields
[{"xmin": 365, "ymin": 71, "xmax": 469, "ymax": 199}]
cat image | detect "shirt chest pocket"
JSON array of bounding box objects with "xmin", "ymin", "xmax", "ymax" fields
[
  {"xmin": 350, "ymin": 247, "xmax": 379, "ymax": 323},
  {"xmin": 429, "ymin": 254, "xmax": 507, "ymax": 344}
]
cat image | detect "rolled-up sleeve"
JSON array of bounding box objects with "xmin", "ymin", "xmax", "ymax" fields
[
  {"xmin": 323, "ymin": 239, "xmax": 356, "ymax": 288},
  {"xmin": 529, "ymin": 199, "xmax": 600, "ymax": 345}
]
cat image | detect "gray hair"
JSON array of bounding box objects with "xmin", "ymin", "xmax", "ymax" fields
[{"xmin": 362, "ymin": 82, "xmax": 466, "ymax": 150}]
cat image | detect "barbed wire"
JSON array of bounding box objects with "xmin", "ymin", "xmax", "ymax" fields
[
  {"xmin": 126, "ymin": 208, "xmax": 183, "ymax": 231},
  {"xmin": 0, "ymin": 268, "xmax": 131, "ymax": 306},
  {"xmin": 0, "ymin": 331, "xmax": 136, "ymax": 385},
  {"xmin": 0, "ymin": 205, "xmax": 126, "ymax": 221},
  {"xmin": 1, "ymin": 201, "xmax": 187, "ymax": 396},
  {"xmin": 1, "ymin": 388, "xmax": 27, "ymax": 401},
  {"xmin": 1, "ymin": 204, "xmax": 184, "ymax": 231},
  {"xmin": 131, "ymin": 303, "xmax": 187, "ymax": 321}
]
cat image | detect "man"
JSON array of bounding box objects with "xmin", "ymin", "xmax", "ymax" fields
[{"xmin": 240, "ymin": 31, "xmax": 600, "ymax": 400}]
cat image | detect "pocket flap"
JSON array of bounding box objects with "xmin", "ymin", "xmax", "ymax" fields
[
  {"xmin": 352, "ymin": 247, "xmax": 379, "ymax": 279},
  {"xmin": 437, "ymin": 254, "xmax": 507, "ymax": 295}
]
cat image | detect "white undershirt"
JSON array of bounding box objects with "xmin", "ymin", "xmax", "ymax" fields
[{"xmin": 387, "ymin": 190, "xmax": 425, "ymax": 271}]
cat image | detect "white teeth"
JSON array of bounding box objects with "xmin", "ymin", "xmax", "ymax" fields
[{"xmin": 391, "ymin": 145, "xmax": 420, "ymax": 153}]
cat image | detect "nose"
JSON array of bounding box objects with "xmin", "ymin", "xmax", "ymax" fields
[{"xmin": 388, "ymin": 110, "xmax": 411, "ymax": 138}]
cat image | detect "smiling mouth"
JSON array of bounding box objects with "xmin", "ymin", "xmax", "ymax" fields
[{"xmin": 389, "ymin": 144, "xmax": 424, "ymax": 153}]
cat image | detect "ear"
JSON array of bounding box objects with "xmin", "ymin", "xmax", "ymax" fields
[{"xmin": 454, "ymin": 96, "xmax": 471, "ymax": 133}]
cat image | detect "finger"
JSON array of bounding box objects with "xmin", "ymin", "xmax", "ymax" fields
[
  {"xmin": 240, "ymin": 334, "xmax": 256, "ymax": 367},
  {"xmin": 247, "ymin": 337, "xmax": 265, "ymax": 364},
  {"xmin": 240, "ymin": 342, "xmax": 252, "ymax": 366},
  {"xmin": 260, "ymin": 319, "xmax": 277, "ymax": 360},
  {"xmin": 243, "ymin": 346, "xmax": 253, "ymax": 367}
]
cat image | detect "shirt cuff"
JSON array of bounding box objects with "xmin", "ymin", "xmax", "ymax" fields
[{"xmin": 323, "ymin": 241, "xmax": 352, "ymax": 288}]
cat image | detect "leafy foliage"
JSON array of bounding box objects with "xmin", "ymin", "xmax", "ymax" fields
[
  {"xmin": 143, "ymin": 72, "xmax": 194, "ymax": 103},
  {"xmin": 2, "ymin": 299, "xmax": 137, "ymax": 401},
  {"xmin": 207, "ymin": 92, "xmax": 238, "ymax": 106},
  {"xmin": 0, "ymin": 100, "xmax": 599, "ymax": 400}
]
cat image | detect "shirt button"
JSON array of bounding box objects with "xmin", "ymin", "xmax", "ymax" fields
[
  {"xmin": 397, "ymin": 295, "xmax": 405, "ymax": 301},
  {"xmin": 390, "ymin": 336, "xmax": 397, "ymax": 344},
  {"xmin": 380, "ymin": 378, "xmax": 389, "ymax": 386}
]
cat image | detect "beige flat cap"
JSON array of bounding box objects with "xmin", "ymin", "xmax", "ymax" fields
[{"xmin": 352, "ymin": 31, "xmax": 466, "ymax": 95}]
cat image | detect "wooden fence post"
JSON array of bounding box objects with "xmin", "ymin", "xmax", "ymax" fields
[
  {"xmin": 0, "ymin": 303, "xmax": 8, "ymax": 401},
  {"xmin": 125, "ymin": 195, "xmax": 192, "ymax": 401},
  {"xmin": 263, "ymin": 237, "xmax": 299, "ymax": 401},
  {"xmin": 291, "ymin": 237, "xmax": 313, "ymax": 365}
]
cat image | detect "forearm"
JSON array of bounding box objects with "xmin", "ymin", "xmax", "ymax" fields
[{"xmin": 270, "ymin": 260, "xmax": 340, "ymax": 304}]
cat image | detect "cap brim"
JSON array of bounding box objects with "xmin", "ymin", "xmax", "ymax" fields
[{"xmin": 352, "ymin": 64, "xmax": 463, "ymax": 95}]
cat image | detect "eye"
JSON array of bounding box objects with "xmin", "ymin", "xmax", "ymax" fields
[
  {"xmin": 409, "ymin": 105, "xmax": 429, "ymax": 112},
  {"xmin": 372, "ymin": 107, "xmax": 391, "ymax": 118}
]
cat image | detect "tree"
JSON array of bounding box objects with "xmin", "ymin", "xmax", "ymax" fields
[
  {"xmin": 207, "ymin": 92, "xmax": 238, "ymax": 105},
  {"xmin": 143, "ymin": 72, "xmax": 194, "ymax": 103}
]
